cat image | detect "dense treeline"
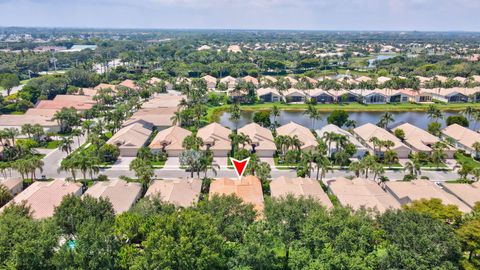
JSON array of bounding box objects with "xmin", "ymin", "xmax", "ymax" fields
[{"xmin": 1, "ymin": 192, "xmax": 479, "ymax": 269}]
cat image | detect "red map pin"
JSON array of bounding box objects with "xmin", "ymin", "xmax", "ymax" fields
[{"xmin": 230, "ymin": 157, "xmax": 250, "ymax": 179}]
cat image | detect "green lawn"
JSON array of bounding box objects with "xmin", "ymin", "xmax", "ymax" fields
[
  {"xmin": 454, "ymin": 152, "xmax": 480, "ymax": 169},
  {"xmin": 44, "ymin": 140, "xmax": 61, "ymax": 149},
  {"xmin": 151, "ymin": 160, "xmax": 166, "ymax": 168},
  {"xmin": 273, "ymin": 157, "xmax": 299, "ymax": 168}
]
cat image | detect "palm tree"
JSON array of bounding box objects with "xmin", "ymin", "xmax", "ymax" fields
[
  {"xmin": 431, "ymin": 143, "xmax": 447, "ymax": 168},
  {"xmin": 271, "ymin": 105, "xmax": 280, "ymax": 127},
  {"xmin": 229, "ymin": 102, "xmax": 241, "ymax": 131},
  {"xmin": 470, "ymin": 167, "xmax": 480, "ymax": 182},
  {"xmin": 28, "ymin": 156, "xmax": 44, "ymax": 180},
  {"xmin": 179, "ymin": 150, "xmax": 203, "ymax": 178},
  {"xmin": 369, "ymin": 137, "xmax": 381, "ymax": 155},
  {"xmin": 371, "ymin": 163, "xmax": 385, "ymax": 182},
  {"xmin": 12, "ymin": 159, "xmax": 29, "ymax": 180},
  {"xmin": 303, "ymin": 104, "xmax": 321, "ymax": 130},
  {"xmin": 378, "ymin": 112, "xmax": 394, "ymax": 129},
  {"xmin": 4, "ymin": 128, "xmax": 19, "ymax": 146},
  {"xmin": 472, "ymin": 142, "xmax": 480, "ymax": 159},
  {"xmin": 58, "ymin": 136, "xmax": 74, "ymax": 154},
  {"xmin": 21, "ymin": 124, "xmax": 33, "ymax": 139},
  {"xmin": 314, "ymin": 154, "xmax": 331, "ymax": 181},
  {"xmin": 301, "ymin": 151, "xmax": 314, "ymax": 177},
  {"xmin": 427, "ymin": 104, "xmax": 443, "ymax": 123},
  {"xmin": 236, "ymin": 133, "xmax": 252, "ymax": 150},
  {"xmin": 322, "ymin": 132, "xmax": 337, "ymax": 157},
  {"xmin": 182, "ymin": 133, "xmax": 204, "ymax": 151},
  {"xmin": 361, "ymin": 155, "xmax": 377, "ymax": 179},
  {"xmin": 384, "ymin": 150, "xmax": 399, "ymax": 168},
  {"xmin": 58, "ymin": 158, "xmax": 77, "ymax": 181},
  {"xmin": 349, "ymin": 161, "xmax": 363, "ymax": 178},
  {"xmin": 289, "ymin": 135, "xmax": 302, "ymax": 151}
]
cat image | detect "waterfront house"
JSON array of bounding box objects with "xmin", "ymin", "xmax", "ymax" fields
[
  {"xmin": 197, "ymin": 122, "xmax": 232, "ymax": 157},
  {"xmin": 209, "ymin": 175, "xmax": 264, "ymax": 213},
  {"xmin": 351, "ymin": 90, "xmax": 388, "ymax": 104},
  {"xmin": 392, "ymin": 123, "xmax": 455, "ymax": 158},
  {"xmin": 306, "ymin": 89, "xmax": 335, "ymax": 104},
  {"xmin": 276, "ymin": 122, "xmax": 317, "ymax": 152},
  {"xmin": 257, "ymin": 87, "xmax": 283, "ymax": 102},
  {"xmin": 283, "ymin": 88, "xmax": 306, "ymax": 103},
  {"xmin": 329, "ymin": 90, "xmax": 358, "ymax": 103},
  {"xmin": 270, "ymin": 176, "xmax": 333, "ymax": 208},
  {"xmin": 149, "ymin": 126, "xmax": 192, "ymax": 157},
  {"xmin": 325, "ymin": 177, "xmax": 400, "ymax": 213},
  {"xmin": 107, "ymin": 122, "xmax": 152, "ymax": 157},
  {"xmin": 146, "ymin": 179, "xmax": 202, "ymax": 207},
  {"xmin": 385, "ymin": 180, "xmax": 471, "ymax": 213},
  {"xmin": 441, "ymin": 124, "xmax": 480, "ymax": 157},
  {"xmin": 84, "ymin": 179, "xmax": 142, "ymax": 214},
  {"xmin": 353, "ymin": 123, "xmax": 411, "ymax": 158},
  {"xmin": 238, "ymin": 123, "xmax": 276, "ymax": 157}
]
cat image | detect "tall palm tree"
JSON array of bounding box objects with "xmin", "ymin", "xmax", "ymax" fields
[
  {"xmin": 58, "ymin": 136, "xmax": 74, "ymax": 154},
  {"xmin": 301, "ymin": 151, "xmax": 314, "ymax": 177},
  {"xmin": 378, "ymin": 112, "xmax": 394, "ymax": 129},
  {"xmin": 182, "ymin": 133, "xmax": 204, "ymax": 151},
  {"xmin": 4, "ymin": 128, "xmax": 19, "ymax": 146},
  {"xmin": 322, "ymin": 132, "xmax": 337, "ymax": 157},
  {"xmin": 289, "ymin": 135, "xmax": 302, "ymax": 151},
  {"xmin": 271, "ymin": 105, "xmax": 280, "ymax": 127},
  {"xmin": 314, "ymin": 154, "xmax": 331, "ymax": 181},
  {"xmin": 303, "ymin": 104, "xmax": 321, "ymax": 130},
  {"xmin": 427, "ymin": 104, "xmax": 443, "ymax": 123},
  {"xmin": 371, "ymin": 163, "xmax": 385, "ymax": 182},
  {"xmin": 361, "ymin": 155, "xmax": 377, "ymax": 179},
  {"xmin": 472, "ymin": 141, "xmax": 480, "ymax": 159},
  {"xmin": 349, "ymin": 161, "xmax": 364, "ymax": 178},
  {"xmin": 229, "ymin": 102, "xmax": 241, "ymax": 131}
]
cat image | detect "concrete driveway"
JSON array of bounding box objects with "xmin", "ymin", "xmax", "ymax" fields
[
  {"xmin": 165, "ymin": 157, "xmax": 180, "ymax": 168},
  {"xmin": 111, "ymin": 157, "xmax": 135, "ymax": 168}
]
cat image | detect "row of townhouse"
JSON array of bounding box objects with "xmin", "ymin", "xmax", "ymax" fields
[
  {"xmin": 3, "ymin": 174, "xmax": 479, "ymax": 220},
  {"xmin": 254, "ymin": 87, "xmax": 480, "ymax": 104}
]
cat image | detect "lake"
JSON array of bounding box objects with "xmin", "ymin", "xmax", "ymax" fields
[{"xmin": 219, "ymin": 110, "xmax": 475, "ymax": 131}]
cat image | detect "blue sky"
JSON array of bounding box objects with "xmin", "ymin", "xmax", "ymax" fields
[{"xmin": 0, "ymin": 0, "xmax": 479, "ymax": 31}]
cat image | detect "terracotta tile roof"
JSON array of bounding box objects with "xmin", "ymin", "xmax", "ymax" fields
[
  {"xmin": 392, "ymin": 123, "xmax": 452, "ymax": 152},
  {"xmin": 262, "ymin": 75, "xmax": 278, "ymax": 83},
  {"xmin": 24, "ymin": 108, "xmax": 58, "ymax": 118},
  {"xmin": 238, "ymin": 123, "xmax": 276, "ymax": 151},
  {"xmin": 35, "ymin": 95, "xmax": 95, "ymax": 111},
  {"xmin": 107, "ymin": 123, "xmax": 152, "ymax": 149},
  {"xmin": 141, "ymin": 95, "xmax": 185, "ymax": 109},
  {"xmin": 0, "ymin": 114, "xmax": 58, "ymax": 128},
  {"xmin": 276, "ymin": 122, "xmax": 317, "ymax": 151},
  {"xmin": 325, "ymin": 177, "xmax": 400, "ymax": 212},
  {"xmin": 149, "ymin": 126, "xmax": 192, "ymax": 151},
  {"xmin": 197, "ymin": 123, "xmax": 231, "ymax": 152},
  {"xmin": 0, "ymin": 178, "xmax": 23, "ymax": 195},
  {"xmin": 202, "ymin": 75, "xmax": 217, "ymax": 84},
  {"xmin": 123, "ymin": 107, "xmax": 176, "ymax": 127},
  {"xmin": 353, "ymin": 123, "xmax": 410, "ymax": 152},
  {"xmin": 441, "ymin": 182, "xmax": 480, "ymax": 209},
  {"xmin": 442, "ymin": 124, "xmax": 480, "ymax": 150},
  {"xmin": 1, "ymin": 180, "xmax": 82, "ymax": 219},
  {"xmin": 119, "ymin": 79, "xmax": 139, "ymax": 90},
  {"xmin": 84, "ymin": 179, "xmax": 142, "ymax": 214},
  {"xmin": 146, "ymin": 179, "xmax": 202, "ymax": 207},
  {"xmin": 271, "ymin": 176, "xmax": 332, "ymax": 208},
  {"xmin": 257, "ymin": 87, "xmax": 281, "ymax": 97},
  {"xmin": 209, "ymin": 175, "xmax": 264, "ymax": 213},
  {"xmin": 283, "ymin": 88, "xmax": 306, "ymax": 97},
  {"xmin": 385, "ymin": 180, "xmax": 471, "ymax": 213},
  {"xmin": 242, "ymin": 75, "xmax": 259, "ymax": 85}
]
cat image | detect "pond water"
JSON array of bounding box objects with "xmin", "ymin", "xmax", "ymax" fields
[
  {"xmin": 368, "ymin": 55, "xmax": 396, "ymax": 68},
  {"xmin": 219, "ymin": 110, "xmax": 474, "ymax": 131}
]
